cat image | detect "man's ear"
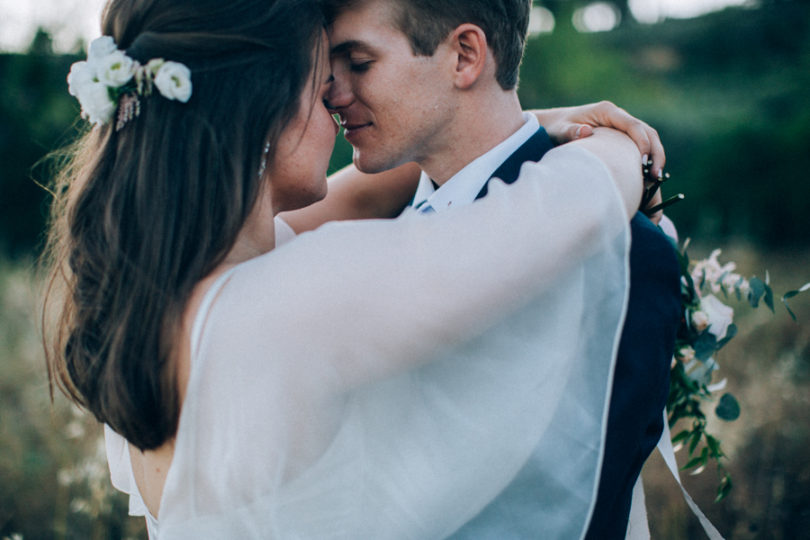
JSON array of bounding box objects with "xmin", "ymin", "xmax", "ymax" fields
[{"xmin": 448, "ymin": 24, "xmax": 488, "ymax": 89}]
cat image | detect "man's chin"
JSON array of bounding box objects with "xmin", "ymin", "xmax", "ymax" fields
[{"xmin": 352, "ymin": 150, "xmax": 398, "ymax": 175}]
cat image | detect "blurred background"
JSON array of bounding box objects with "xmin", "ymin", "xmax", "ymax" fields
[{"xmin": 1, "ymin": 0, "xmax": 808, "ymax": 538}]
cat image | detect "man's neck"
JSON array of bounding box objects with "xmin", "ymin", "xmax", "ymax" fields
[{"xmin": 419, "ymin": 91, "xmax": 524, "ymax": 185}]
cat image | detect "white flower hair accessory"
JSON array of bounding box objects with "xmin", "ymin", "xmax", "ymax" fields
[{"xmin": 67, "ymin": 36, "xmax": 192, "ymax": 130}]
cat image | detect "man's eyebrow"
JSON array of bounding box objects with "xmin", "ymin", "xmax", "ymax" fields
[{"xmin": 330, "ymin": 40, "xmax": 375, "ymax": 56}]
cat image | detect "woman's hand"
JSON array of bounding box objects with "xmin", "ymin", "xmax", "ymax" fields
[{"xmin": 532, "ymin": 101, "xmax": 666, "ymax": 178}]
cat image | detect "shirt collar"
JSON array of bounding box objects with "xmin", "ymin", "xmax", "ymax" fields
[{"xmin": 413, "ymin": 113, "xmax": 540, "ymax": 212}]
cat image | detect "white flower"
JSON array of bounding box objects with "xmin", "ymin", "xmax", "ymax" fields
[
  {"xmin": 97, "ymin": 50, "xmax": 136, "ymax": 87},
  {"xmin": 684, "ymin": 356, "xmax": 718, "ymax": 386},
  {"xmin": 67, "ymin": 36, "xmax": 193, "ymax": 126},
  {"xmin": 78, "ymin": 82, "xmax": 116, "ymax": 125},
  {"xmin": 154, "ymin": 61, "xmax": 192, "ymax": 102},
  {"xmin": 701, "ymin": 294, "xmax": 734, "ymax": 340},
  {"xmin": 692, "ymin": 249, "xmax": 741, "ymax": 295},
  {"xmin": 677, "ymin": 345, "xmax": 696, "ymax": 363},
  {"xmin": 67, "ymin": 61, "xmax": 97, "ymax": 97},
  {"xmin": 88, "ymin": 36, "xmax": 117, "ymax": 63},
  {"xmin": 691, "ymin": 310, "xmax": 710, "ymax": 332}
]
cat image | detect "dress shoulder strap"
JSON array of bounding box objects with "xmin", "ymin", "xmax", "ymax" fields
[{"xmin": 190, "ymin": 268, "xmax": 237, "ymax": 362}]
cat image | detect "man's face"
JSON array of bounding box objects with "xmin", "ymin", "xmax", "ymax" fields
[{"xmin": 327, "ymin": 0, "xmax": 456, "ymax": 174}]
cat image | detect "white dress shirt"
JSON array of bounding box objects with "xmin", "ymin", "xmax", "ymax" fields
[{"xmin": 412, "ymin": 113, "xmax": 540, "ymax": 212}]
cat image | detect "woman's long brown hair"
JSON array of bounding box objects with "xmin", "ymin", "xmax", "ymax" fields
[{"xmin": 42, "ymin": 0, "xmax": 324, "ymax": 450}]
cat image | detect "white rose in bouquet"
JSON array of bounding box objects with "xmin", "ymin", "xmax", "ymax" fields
[
  {"xmin": 700, "ymin": 294, "xmax": 734, "ymax": 340},
  {"xmin": 691, "ymin": 310, "xmax": 710, "ymax": 332},
  {"xmin": 677, "ymin": 345, "xmax": 696, "ymax": 363}
]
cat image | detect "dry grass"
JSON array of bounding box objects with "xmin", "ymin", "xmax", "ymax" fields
[{"xmin": 0, "ymin": 260, "xmax": 145, "ymax": 540}]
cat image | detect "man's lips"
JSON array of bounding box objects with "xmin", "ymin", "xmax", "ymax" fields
[{"xmin": 341, "ymin": 122, "xmax": 372, "ymax": 140}]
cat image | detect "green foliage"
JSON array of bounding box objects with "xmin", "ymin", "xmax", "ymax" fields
[
  {"xmin": 520, "ymin": 2, "xmax": 810, "ymax": 249},
  {"xmin": 0, "ymin": 36, "xmax": 82, "ymax": 259}
]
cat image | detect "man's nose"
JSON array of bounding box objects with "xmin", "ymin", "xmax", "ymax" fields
[{"xmin": 325, "ymin": 73, "xmax": 354, "ymax": 113}]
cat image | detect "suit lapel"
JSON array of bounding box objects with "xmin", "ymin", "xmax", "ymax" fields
[{"xmin": 475, "ymin": 126, "xmax": 555, "ymax": 200}]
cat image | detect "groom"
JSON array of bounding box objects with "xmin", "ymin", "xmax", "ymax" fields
[{"xmin": 323, "ymin": 0, "xmax": 681, "ymax": 537}]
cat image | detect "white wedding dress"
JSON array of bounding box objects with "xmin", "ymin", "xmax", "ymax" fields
[{"xmin": 105, "ymin": 145, "xmax": 631, "ymax": 539}]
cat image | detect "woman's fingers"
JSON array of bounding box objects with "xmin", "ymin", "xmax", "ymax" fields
[
  {"xmin": 575, "ymin": 124, "xmax": 594, "ymax": 139},
  {"xmin": 533, "ymin": 102, "xmax": 666, "ymax": 175},
  {"xmin": 544, "ymin": 121, "xmax": 594, "ymax": 144},
  {"xmin": 592, "ymin": 102, "xmax": 666, "ymax": 176}
]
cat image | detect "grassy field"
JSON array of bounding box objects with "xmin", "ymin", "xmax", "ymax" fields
[{"xmin": 1, "ymin": 245, "xmax": 808, "ymax": 538}]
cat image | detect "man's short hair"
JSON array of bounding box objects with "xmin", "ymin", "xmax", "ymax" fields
[{"xmin": 321, "ymin": 0, "xmax": 532, "ymax": 90}]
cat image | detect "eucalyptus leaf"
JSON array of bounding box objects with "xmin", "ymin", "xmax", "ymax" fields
[
  {"xmin": 716, "ymin": 323, "xmax": 738, "ymax": 348},
  {"xmin": 705, "ymin": 434, "xmax": 724, "ymax": 458},
  {"xmin": 764, "ymin": 283, "xmax": 775, "ymax": 312},
  {"xmin": 694, "ymin": 332, "xmax": 718, "ymax": 361},
  {"xmin": 678, "ymin": 247, "xmax": 691, "ymax": 275},
  {"xmin": 683, "ymin": 447, "xmax": 710, "ymax": 470},
  {"xmin": 782, "ymin": 284, "xmax": 810, "ymax": 322},
  {"xmin": 688, "ymin": 430, "xmax": 702, "ymax": 454},
  {"xmin": 749, "ymin": 277, "xmax": 766, "ymax": 308},
  {"xmin": 715, "ymin": 473, "xmax": 733, "ymax": 502},
  {"xmin": 672, "ymin": 430, "xmax": 691, "ymax": 444},
  {"xmin": 716, "ymin": 393, "xmax": 741, "ymax": 421},
  {"xmin": 783, "ymin": 292, "xmax": 799, "ymax": 322}
]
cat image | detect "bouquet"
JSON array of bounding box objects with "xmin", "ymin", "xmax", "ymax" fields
[{"xmin": 667, "ymin": 243, "xmax": 809, "ymax": 501}]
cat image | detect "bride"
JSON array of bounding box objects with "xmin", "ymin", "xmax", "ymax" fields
[{"xmin": 44, "ymin": 0, "xmax": 663, "ymax": 537}]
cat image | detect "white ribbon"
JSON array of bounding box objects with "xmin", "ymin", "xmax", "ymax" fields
[{"xmin": 656, "ymin": 411, "xmax": 725, "ymax": 539}]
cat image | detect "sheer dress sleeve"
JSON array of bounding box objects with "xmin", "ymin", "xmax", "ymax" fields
[{"xmin": 145, "ymin": 145, "xmax": 632, "ymax": 539}]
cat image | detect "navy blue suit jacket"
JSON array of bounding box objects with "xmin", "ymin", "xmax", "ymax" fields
[{"xmin": 460, "ymin": 127, "xmax": 681, "ymax": 538}]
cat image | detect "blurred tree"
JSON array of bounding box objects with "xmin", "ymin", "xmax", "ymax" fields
[
  {"xmin": 537, "ymin": 0, "xmax": 577, "ymax": 30},
  {"xmin": 29, "ymin": 28, "xmax": 55, "ymax": 56},
  {"xmin": 0, "ymin": 28, "xmax": 80, "ymax": 258},
  {"xmin": 538, "ymin": 0, "xmax": 634, "ymax": 28},
  {"xmin": 1, "ymin": 5, "xmax": 809, "ymax": 259},
  {"xmin": 521, "ymin": 1, "xmax": 810, "ymax": 248},
  {"xmin": 613, "ymin": 0, "xmax": 632, "ymax": 25}
]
